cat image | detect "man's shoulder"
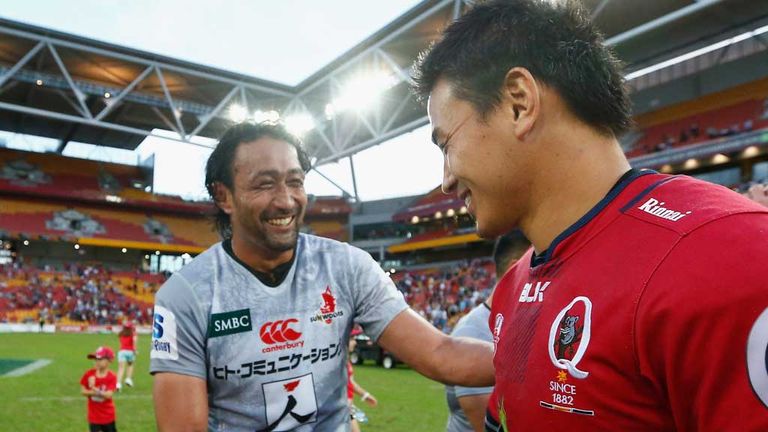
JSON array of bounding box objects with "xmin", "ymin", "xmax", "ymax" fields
[
  {"xmin": 298, "ymin": 233, "xmax": 367, "ymax": 262},
  {"xmin": 622, "ymin": 175, "xmax": 768, "ymax": 236},
  {"xmin": 451, "ymin": 305, "xmax": 492, "ymax": 340}
]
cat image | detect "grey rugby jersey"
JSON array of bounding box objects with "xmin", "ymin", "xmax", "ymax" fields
[
  {"xmin": 150, "ymin": 234, "xmax": 408, "ymax": 432},
  {"xmin": 445, "ymin": 304, "xmax": 494, "ymax": 432}
]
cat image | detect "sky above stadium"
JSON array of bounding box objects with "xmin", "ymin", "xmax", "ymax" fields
[{"xmin": 0, "ymin": 0, "xmax": 444, "ymax": 201}]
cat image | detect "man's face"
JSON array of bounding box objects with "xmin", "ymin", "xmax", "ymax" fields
[
  {"xmin": 223, "ymin": 137, "xmax": 308, "ymax": 254},
  {"xmin": 427, "ymin": 79, "xmax": 533, "ymax": 238}
]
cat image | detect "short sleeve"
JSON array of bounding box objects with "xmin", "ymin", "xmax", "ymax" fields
[
  {"xmin": 149, "ymin": 273, "xmax": 208, "ymax": 380},
  {"xmin": 635, "ymin": 214, "xmax": 768, "ymax": 431},
  {"xmin": 349, "ymin": 248, "xmax": 409, "ymax": 341},
  {"xmin": 79, "ymin": 371, "xmax": 89, "ymax": 387}
]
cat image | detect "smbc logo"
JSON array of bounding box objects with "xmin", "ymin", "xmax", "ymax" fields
[{"xmin": 260, "ymin": 319, "xmax": 302, "ymax": 344}]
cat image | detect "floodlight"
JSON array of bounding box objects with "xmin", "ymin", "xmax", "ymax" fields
[
  {"xmin": 327, "ymin": 71, "xmax": 398, "ymax": 117},
  {"xmin": 284, "ymin": 113, "xmax": 316, "ymax": 137},
  {"xmin": 228, "ymin": 104, "xmax": 248, "ymax": 123},
  {"xmin": 121, "ymin": 248, "xmax": 127, "ymax": 253}
]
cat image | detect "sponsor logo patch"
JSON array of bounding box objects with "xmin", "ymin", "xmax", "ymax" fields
[
  {"xmin": 150, "ymin": 305, "xmax": 178, "ymax": 360},
  {"xmin": 637, "ymin": 197, "xmax": 691, "ymax": 221},
  {"xmin": 208, "ymin": 308, "xmax": 252, "ymax": 338},
  {"xmin": 519, "ymin": 281, "xmax": 551, "ymax": 303},
  {"xmin": 262, "ymin": 373, "xmax": 318, "ymax": 431},
  {"xmin": 260, "ymin": 319, "xmax": 305, "ymax": 353},
  {"xmin": 747, "ymin": 306, "xmax": 768, "ymax": 408},
  {"xmin": 492, "ymin": 313, "xmax": 504, "ymax": 352}
]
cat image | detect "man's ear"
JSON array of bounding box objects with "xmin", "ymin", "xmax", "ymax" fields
[
  {"xmin": 212, "ymin": 183, "xmax": 234, "ymax": 215},
  {"xmin": 502, "ymin": 67, "xmax": 540, "ymax": 139}
]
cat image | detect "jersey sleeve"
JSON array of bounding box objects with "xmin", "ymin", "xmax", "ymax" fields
[
  {"xmin": 80, "ymin": 370, "xmax": 90, "ymax": 388},
  {"xmin": 348, "ymin": 247, "xmax": 409, "ymax": 342},
  {"xmin": 635, "ymin": 213, "xmax": 768, "ymax": 430},
  {"xmin": 149, "ymin": 273, "xmax": 208, "ymax": 380}
]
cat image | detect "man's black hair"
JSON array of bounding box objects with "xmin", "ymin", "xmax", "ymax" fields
[
  {"xmin": 205, "ymin": 122, "xmax": 311, "ymax": 238},
  {"xmin": 492, "ymin": 230, "xmax": 529, "ymax": 278},
  {"xmin": 413, "ymin": 0, "xmax": 632, "ymax": 137}
]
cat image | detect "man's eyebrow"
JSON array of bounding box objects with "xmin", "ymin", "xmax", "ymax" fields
[{"xmin": 251, "ymin": 168, "xmax": 305, "ymax": 178}]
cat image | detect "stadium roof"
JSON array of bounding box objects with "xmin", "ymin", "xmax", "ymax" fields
[{"xmin": 0, "ymin": 0, "xmax": 766, "ymax": 197}]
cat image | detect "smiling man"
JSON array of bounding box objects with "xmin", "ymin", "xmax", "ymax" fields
[
  {"xmin": 150, "ymin": 122, "xmax": 494, "ymax": 432},
  {"xmin": 414, "ymin": 0, "xmax": 768, "ymax": 431}
]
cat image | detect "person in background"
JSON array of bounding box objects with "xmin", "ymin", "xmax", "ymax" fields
[
  {"xmin": 445, "ymin": 232, "xmax": 527, "ymax": 432},
  {"xmin": 80, "ymin": 346, "xmax": 118, "ymax": 432},
  {"xmin": 116, "ymin": 320, "xmax": 137, "ymax": 390}
]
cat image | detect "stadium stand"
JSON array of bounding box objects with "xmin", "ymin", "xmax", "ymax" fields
[{"xmin": 0, "ymin": 263, "xmax": 162, "ymax": 326}]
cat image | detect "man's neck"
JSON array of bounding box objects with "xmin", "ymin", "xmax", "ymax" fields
[
  {"xmin": 230, "ymin": 234, "xmax": 294, "ymax": 274},
  {"xmin": 520, "ymin": 124, "xmax": 631, "ymax": 254},
  {"xmin": 95, "ymin": 368, "xmax": 108, "ymax": 377}
]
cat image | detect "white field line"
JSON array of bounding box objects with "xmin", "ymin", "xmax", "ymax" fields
[
  {"xmin": 2, "ymin": 359, "xmax": 52, "ymax": 377},
  {"xmin": 20, "ymin": 394, "xmax": 152, "ymax": 402}
]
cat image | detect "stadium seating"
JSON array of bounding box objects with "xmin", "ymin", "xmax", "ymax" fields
[
  {"xmin": 0, "ymin": 197, "xmax": 216, "ymax": 249},
  {"xmin": 0, "ymin": 147, "xmax": 210, "ymax": 213},
  {"xmin": 0, "ymin": 265, "xmax": 160, "ymax": 325}
]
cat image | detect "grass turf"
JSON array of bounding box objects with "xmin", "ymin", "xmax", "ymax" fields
[{"xmin": 0, "ymin": 333, "xmax": 448, "ymax": 431}]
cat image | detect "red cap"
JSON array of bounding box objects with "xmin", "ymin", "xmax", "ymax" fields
[
  {"xmin": 350, "ymin": 327, "xmax": 363, "ymax": 337},
  {"xmin": 123, "ymin": 320, "xmax": 135, "ymax": 328},
  {"xmin": 87, "ymin": 346, "xmax": 115, "ymax": 360}
]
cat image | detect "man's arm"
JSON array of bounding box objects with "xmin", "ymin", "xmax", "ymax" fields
[
  {"xmin": 458, "ymin": 394, "xmax": 492, "ymax": 432},
  {"xmin": 377, "ymin": 309, "xmax": 494, "ymax": 387},
  {"xmin": 153, "ymin": 372, "xmax": 208, "ymax": 432}
]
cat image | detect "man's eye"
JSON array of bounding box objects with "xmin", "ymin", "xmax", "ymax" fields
[
  {"xmin": 258, "ymin": 182, "xmax": 274, "ymax": 189},
  {"xmin": 288, "ymin": 179, "xmax": 304, "ymax": 187}
]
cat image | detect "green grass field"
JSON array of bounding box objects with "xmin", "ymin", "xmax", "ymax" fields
[{"xmin": 0, "ymin": 333, "xmax": 448, "ymax": 431}]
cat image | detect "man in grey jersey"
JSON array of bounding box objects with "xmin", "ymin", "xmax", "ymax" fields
[
  {"xmin": 150, "ymin": 122, "xmax": 494, "ymax": 432},
  {"xmin": 445, "ymin": 233, "xmax": 528, "ymax": 432}
]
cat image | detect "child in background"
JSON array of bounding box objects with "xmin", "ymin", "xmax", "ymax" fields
[{"xmin": 80, "ymin": 346, "xmax": 118, "ymax": 432}]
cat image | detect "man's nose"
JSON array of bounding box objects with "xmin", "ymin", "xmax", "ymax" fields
[{"xmin": 441, "ymin": 158, "xmax": 457, "ymax": 195}]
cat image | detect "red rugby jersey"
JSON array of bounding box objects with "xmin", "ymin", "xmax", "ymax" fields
[
  {"xmin": 488, "ymin": 171, "xmax": 768, "ymax": 431},
  {"xmin": 80, "ymin": 368, "xmax": 117, "ymax": 424}
]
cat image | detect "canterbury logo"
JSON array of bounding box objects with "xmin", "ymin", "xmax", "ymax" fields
[{"xmin": 260, "ymin": 319, "xmax": 302, "ymax": 344}]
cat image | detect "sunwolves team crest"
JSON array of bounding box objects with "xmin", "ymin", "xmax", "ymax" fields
[{"xmin": 311, "ymin": 286, "xmax": 344, "ymax": 324}]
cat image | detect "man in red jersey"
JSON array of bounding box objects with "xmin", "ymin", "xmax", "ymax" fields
[
  {"xmin": 80, "ymin": 346, "xmax": 118, "ymax": 432},
  {"xmin": 413, "ymin": 1, "xmax": 768, "ymax": 430}
]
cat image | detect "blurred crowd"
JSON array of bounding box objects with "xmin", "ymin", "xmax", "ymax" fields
[
  {"xmin": 393, "ymin": 258, "xmax": 496, "ymax": 333},
  {"xmin": 0, "ymin": 263, "xmax": 160, "ymax": 325}
]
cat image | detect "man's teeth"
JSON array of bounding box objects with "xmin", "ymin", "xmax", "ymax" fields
[
  {"xmin": 465, "ymin": 195, "xmax": 471, "ymax": 207},
  {"xmin": 267, "ymin": 216, "xmax": 292, "ymax": 226}
]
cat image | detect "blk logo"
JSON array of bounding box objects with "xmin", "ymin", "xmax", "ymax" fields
[
  {"xmin": 519, "ymin": 281, "xmax": 551, "ymax": 303},
  {"xmin": 260, "ymin": 319, "xmax": 302, "ymax": 345}
]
